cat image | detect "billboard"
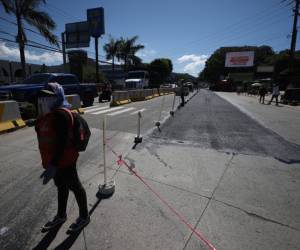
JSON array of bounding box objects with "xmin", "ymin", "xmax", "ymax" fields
[
  {"xmin": 65, "ymin": 21, "xmax": 90, "ymax": 49},
  {"xmin": 87, "ymin": 7, "xmax": 105, "ymax": 37},
  {"xmin": 225, "ymin": 51, "xmax": 254, "ymax": 67}
]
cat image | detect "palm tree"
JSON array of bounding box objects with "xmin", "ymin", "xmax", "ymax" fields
[
  {"xmin": 0, "ymin": 0, "xmax": 9, "ymax": 13},
  {"xmin": 118, "ymin": 36, "xmax": 144, "ymax": 72},
  {"xmin": 0, "ymin": 0, "xmax": 58, "ymax": 78},
  {"xmin": 103, "ymin": 36, "xmax": 120, "ymax": 73}
]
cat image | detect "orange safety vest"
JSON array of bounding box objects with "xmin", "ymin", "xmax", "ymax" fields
[{"xmin": 36, "ymin": 109, "xmax": 79, "ymax": 169}]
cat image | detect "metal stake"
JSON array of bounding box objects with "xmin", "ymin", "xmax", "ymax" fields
[
  {"xmin": 170, "ymin": 92, "xmax": 176, "ymax": 116},
  {"xmin": 103, "ymin": 114, "xmax": 107, "ymax": 185},
  {"xmin": 98, "ymin": 115, "xmax": 115, "ymax": 198},
  {"xmin": 134, "ymin": 111, "xmax": 143, "ymax": 147}
]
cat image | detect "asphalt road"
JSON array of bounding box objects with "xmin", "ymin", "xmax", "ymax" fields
[
  {"xmin": 83, "ymin": 93, "xmax": 182, "ymax": 134},
  {"xmin": 154, "ymin": 89, "xmax": 300, "ymax": 163}
]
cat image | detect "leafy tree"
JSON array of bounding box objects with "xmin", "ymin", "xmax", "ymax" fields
[
  {"xmin": 118, "ymin": 36, "xmax": 144, "ymax": 72},
  {"xmin": 149, "ymin": 58, "xmax": 173, "ymax": 87},
  {"xmin": 0, "ymin": 0, "xmax": 58, "ymax": 78},
  {"xmin": 199, "ymin": 45, "xmax": 275, "ymax": 83},
  {"xmin": 82, "ymin": 65, "xmax": 106, "ymax": 83},
  {"xmin": 103, "ymin": 36, "xmax": 120, "ymax": 73}
]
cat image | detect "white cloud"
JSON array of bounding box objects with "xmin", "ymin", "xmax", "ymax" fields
[
  {"xmin": 0, "ymin": 42, "xmax": 62, "ymax": 65},
  {"xmin": 177, "ymin": 54, "xmax": 208, "ymax": 76}
]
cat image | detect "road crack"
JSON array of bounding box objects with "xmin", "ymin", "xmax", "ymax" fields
[{"xmin": 213, "ymin": 198, "xmax": 300, "ymax": 232}]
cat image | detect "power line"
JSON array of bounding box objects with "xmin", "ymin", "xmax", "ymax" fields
[
  {"xmin": 46, "ymin": 3, "xmax": 82, "ymax": 22},
  {"xmin": 198, "ymin": 18, "xmax": 288, "ymax": 52},
  {"xmin": 161, "ymin": 2, "xmax": 290, "ymax": 54},
  {"xmin": 0, "ymin": 37, "xmax": 113, "ymax": 65},
  {"xmin": 0, "ymin": 15, "xmax": 110, "ymax": 61}
]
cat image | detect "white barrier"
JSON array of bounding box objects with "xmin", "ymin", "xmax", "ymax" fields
[
  {"xmin": 66, "ymin": 95, "xmax": 84, "ymax": 114},
  {"xmin": 0, "ymin": 100, "xmax": 26, "ymax": 132},
  {"xmin": 111, "ymin": 91, "xmax": 131, "ymax": 106}
]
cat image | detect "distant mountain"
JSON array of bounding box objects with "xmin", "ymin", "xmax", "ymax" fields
[{"xmin": 170, "ymin": 72, "xmax": 197, "ymax": 82}]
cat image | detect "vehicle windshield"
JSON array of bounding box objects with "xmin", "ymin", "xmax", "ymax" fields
[
  {"xmin": 22, "ymin": 74, "xmax": 51, "ymax": 84},
  {"xmin": 127, "ymin": 72, "xmax": 146, "ymax": 79}
]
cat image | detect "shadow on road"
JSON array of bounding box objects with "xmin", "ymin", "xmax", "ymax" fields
[
  {"xmin": 275, "ymin": 157, "xmax": 300, "ymax": 165},
  {"xmin": 32, "ymin": 193, "xmax": 104, "ymax": 250}
]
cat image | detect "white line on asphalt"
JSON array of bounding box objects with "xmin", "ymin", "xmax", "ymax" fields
[
  {"xmin": 83, "ymin": 104, "xmax": 102, "ymax": 111},
  {"xmin": 130, "ymin": 109, "xmax": 146, "ymax": 115},
  {"xmin": 84, "ymin": 106, "xmax": 110, "ymax": 113},
  {"xmin": 107, "ymin": 107, "xmax": 135, "ymax": 116},
  {"xmin": 92, "ymin": 106, "xmax": 124, "ymax": 115}
]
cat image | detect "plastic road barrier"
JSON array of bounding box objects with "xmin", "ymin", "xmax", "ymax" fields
[
  {"xmin": 111, "ymin": 91, "xmax": 131, "ymax": 106},
  {"xmin": 153, "ymin": 88, "xmax": 159, "ymax": 97},
  {"xmin": 128, "ymin": 90, "xmax": 144, "ymax": 102},
  {"xmin": 128, "ymin": 89, "xmax": 153, "ymax": 102},
  {"xmin": 144, "ymin": 89, "xmax": 153, "ymax": 100},
  {"xmin": 160, "ymin": 88, "xmax": 173, "ymax": 95},
  {"xmin": 66, "ymin": 95, "xmax": 84, "ymax": 114},
  {"xmin": 0, "ymin": 100, "xmax": 26, "ymax": 133}
]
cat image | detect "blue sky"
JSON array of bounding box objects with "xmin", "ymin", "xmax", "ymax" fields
[{"xmin": 0, "ymin": 0, "xmax": 298, "ymax": 76}]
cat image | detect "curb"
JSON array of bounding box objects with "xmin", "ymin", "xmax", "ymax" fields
[
  {"xmin": 110, "ymin": 99, "xmax": 131, "ymax": 107},
  {"xmin": 0, "ymin": 119, "xmax": 26, "ymax": 133}
]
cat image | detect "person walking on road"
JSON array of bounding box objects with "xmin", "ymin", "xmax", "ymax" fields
[
  {"xmin": 35, "ymin": 82, "xmax": 90, "ymax": 233},
  {"xmin": 258, "ymin": 84, "xmax": 267, "ymax": 104},
  {"xmin": 268, "ymin": 83, "xmax": 280, "ymax": 106}
]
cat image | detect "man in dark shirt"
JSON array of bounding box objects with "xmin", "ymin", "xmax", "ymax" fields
[{"xmin": 36, "ymin": 82, "xmax": 89, "ymax": 233}]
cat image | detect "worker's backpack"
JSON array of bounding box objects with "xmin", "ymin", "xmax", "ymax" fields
[
  {"xmin": 60, "ymin": 108, "xmax": 91, "ymax": 152},
  {"xmin": 72, "ymin": 112, "xmax": 91, "ymax": 152}
]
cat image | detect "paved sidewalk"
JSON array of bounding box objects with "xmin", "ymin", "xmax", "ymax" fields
[{"xmin": 215, "ymin": 92, "xmax": 300, "ymax": 145}]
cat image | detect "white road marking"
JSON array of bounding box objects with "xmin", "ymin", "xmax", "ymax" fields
[
  {"xmin": 85, "ymin": 106, "xmax": 110, "ymax": 113},
  {"xmin": 107, "ymin": 107, "xmax": 135, "ymax": 116},
  {"xmin": 130, "ymin": 109, "xmax": 146, "ymax": 115},
  {"xmin": 92, "ymin": 106, "xmax": 124, "ymax": 115},
  {"xmin": 83, "ymin": 104, "xmax": 102, "ymax": 111}
]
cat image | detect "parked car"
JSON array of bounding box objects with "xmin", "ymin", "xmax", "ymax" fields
[{"xmin": 0, "ymin": 73, "xmax": 98, "ymax": 107}]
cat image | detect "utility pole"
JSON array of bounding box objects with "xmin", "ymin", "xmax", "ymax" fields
[
  {"xmin": 95, "ymin": 37, "xmax": 99, "ymax": 83},
  {"xmin": 289, "ymin": 0, "xmax": 299, "ymax": 75},
  {"xmin": 61, "ymin": 32, "xmax": 67, "ymax": 72}
]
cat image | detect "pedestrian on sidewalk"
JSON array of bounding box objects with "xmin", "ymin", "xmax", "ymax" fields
[
  {"xmin": 258, "ymin": 84, "xmax": 267, "ymax": 104},
  {"xmin": 180, "ymin": 80, "xmax": 185, "ymax": 107},
  {"xmin": 268, "ymin": 83, "xmax": 280, "ymax": 106},
  {"xmin": 35, "ymin": 82, "xmax": 90, "ymax": 233}
]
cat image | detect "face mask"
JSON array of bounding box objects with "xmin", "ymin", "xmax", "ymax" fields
[{"xmin": 38, "ymin": 97, "xmax": 58, "ymax": 116}]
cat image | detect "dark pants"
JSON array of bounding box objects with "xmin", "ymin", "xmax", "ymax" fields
[
  {"xmin": 181, "ymin": 94, "xmax": 185, "ymax": 107},
  {"xmin": 54, "ymin": 165, "xmax": 88, "ymax": 218},
  {"xmin": 259, "ymin": 94, "xmax": 265, "ymax": 103},
  {"xmin": 269, "ymin": 95, "xmax": 279, "ymax": 105}
]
